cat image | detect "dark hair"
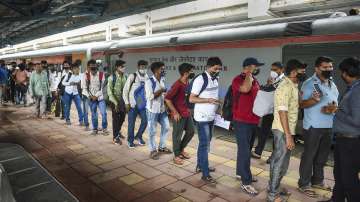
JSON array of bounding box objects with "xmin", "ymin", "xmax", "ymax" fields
[
  {"xmin": 339, "ymin": 57, "xmax": 360, "ymax": 78},
  {"xmin": 87, "ymin": 59, "xmax": 96, "ymax": 66},
  {"xmin": 63, "ymin": 60, "xmax": 70, "ymax": 65},
  {"xmin": 285, "ymin": 59, "xmax": 307, "ymax": 76},
  {"xmin": 0, "ymin": 60, "xmax": 5, "ymax": 66},
  {"xmin": 71, "ymin": 63, "xmax": 80, "ymax": 69},
  {"xmin": 178, "ymin": 63, "xmax": 194, "ymax": 75},
  {"xmin": 207, "ymin": 57, "xmax": 222, "ymax": 67},
  {"xmin": 138, "ymin": 60, "xmax": 148, "ymax": 66},
  {"xmin": 115, "ymin": 60, "xmax": 126, "ymax": 67},
  {"xmin": 315, "ymin": 56, "xmax": 333, "ymax": 67},
  {"xmin": 150, "ymin": 62, "xmax": 165, "ymax": 73},
  {"xmin": 350, "ymin": 8, "xmax": 359, "ymax": 16},
  {"xmin": 19, "ymin": 63, "xmax": 26, "ymax": 70},
  {"xmin": 74, "ymin": 59, "xmax": 82, "ymax": 66},
  {"xmin": 41, "ymin": 60, "xmax": 47, "ymax": 64},
  {"xmin": 271, "ymin": 62, "xmax": 283, "ymax": 69}
]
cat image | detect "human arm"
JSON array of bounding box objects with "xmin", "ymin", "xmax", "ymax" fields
[
  {"xmin": 239, "ymin": 73, "xmax": 253, "ymax": 93},
  {"xmin": 335, "ymin": 87, "xmax": 360, "ymax": 127},
  {"xmin": 299, "ymin": 82, "xmax": 321, "ymax": 109},
  {"xmin": 165, "ymin": 83, "xmax": 180, "ymax": 121},
  {"xmin": 107, "ymin": 76, "xmax": 118, "ymax": 106},
  {"xmin": 189, "ymin": 76, "xmax": 220, "ymax": 104}
]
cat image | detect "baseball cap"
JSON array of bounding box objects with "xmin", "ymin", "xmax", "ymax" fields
[{"xmin": 243, "ymin": 57, "xmax": 265, "ymax": 67}]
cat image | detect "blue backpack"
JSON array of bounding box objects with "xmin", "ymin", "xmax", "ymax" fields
[
  {"xmin": 185, "ymin": 72, "xmax": 208, "ymax": 109},
  {"xmin": 133, "ymin": 76, "xmax": 157, "ymax": 111}
]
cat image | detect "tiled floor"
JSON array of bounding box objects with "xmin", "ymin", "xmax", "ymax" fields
[{"xmin": 0, "ymin": 105, "xmax": 334, "ymax": 202}]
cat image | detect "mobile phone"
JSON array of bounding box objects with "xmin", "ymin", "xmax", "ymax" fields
[{"xmin": 313, "ymin": 83, "xmax": 323, "ymax": 96}]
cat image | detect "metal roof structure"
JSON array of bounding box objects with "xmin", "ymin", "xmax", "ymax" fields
[{"xmin": 0, "ymin": 0, "xmax": 192, "ymax": 47}]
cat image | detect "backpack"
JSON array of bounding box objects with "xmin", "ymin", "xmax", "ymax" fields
[
  {"xmin": 222, "ymin": 85, "xmax": 233, "ymax": 121},
  {"xmin": 58, "ymin": 72, "xmax": 72, "ymax": 96},
  {"xmin": 103, "ymin": 73, "xmax": 117, "ymax": 102},
  {"xmin": 185, "ymin": 72, "xmax": 208, "ymax": 109},
  {"xmin": 86, "ymin": 71, "xmax": 104, "ymax": 98}
]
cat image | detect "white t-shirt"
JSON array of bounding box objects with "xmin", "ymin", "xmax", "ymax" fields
[{"xmin": 191, "ymin": 71, "xmax": 219, "ymax": 122}]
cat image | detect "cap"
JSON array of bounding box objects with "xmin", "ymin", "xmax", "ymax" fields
[{"xmin": 243, "ymin": 57, "xmax": 265, "ymax": 67}]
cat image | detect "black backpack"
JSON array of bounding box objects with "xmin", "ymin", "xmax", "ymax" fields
[
  {"xmin": 185, "ymin": 72, "xmax": 208, "ymax": 109},
  {"xmin": 58, "ymin": 72, "xmax": 72, "ymax": 96},
  {"xmin": 222, "ymin": 85, "xmax": 233, "ymax": 122}
]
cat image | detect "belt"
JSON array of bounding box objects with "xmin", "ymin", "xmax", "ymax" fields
[{"xmin": 335, "ymin": 133, "xmax": 360, "ymax": 139}]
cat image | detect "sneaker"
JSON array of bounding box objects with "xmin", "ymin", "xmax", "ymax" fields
[
  {"xmin": 102, "ymin": 129, "xmax": 109, "ymax": 136},
  {"xmin": 236, "ymin": 175, "xmax": 258, "ymax": 183},
  {"xmin": 241, "ymin": 184, "xmax": 259, "ymax": 195},
  {"xmin": 266, "ymin": 157, "xmax": 272, "ymax": 164},
  {"xmin": 158, "ymin": 147, "xmax": 172, "ymax": 154},
  {"xmin": 128, "ymin": 142, "xmax": 136, "ymax": 149},
  {"xmin": 136, "ymin": 138, "xmax": 146, "ymax": 146},
  {"xmin": 196, "ymin": 166, "xmax": 216, "ymax": 173},
  {"xmin": 113, "ymin": 138, "xmax": 122, "ymax": 145},
  {"xmin": 201, "ymin": 175, "xmax": 216, "ymax": 184},
  {"xmin": 251, "ymin": 151, "xmax": 261, "ymax": 159},
  {"xmin": 90, "ymin": 130, "xmax": 98, "ymax": 136},
  {"xmin": 66, "ymin": 121, "xmax": 71, "ymax": 125},
  {"xmin": 150, "ymin": 151, "xmax": 160, "ymax": 160}
]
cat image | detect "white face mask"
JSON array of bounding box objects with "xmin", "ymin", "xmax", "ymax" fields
[
  {"xmin": 139, "ymin": 69, "xmax": 147, "ymax": 75},
  {"xmin": 119, "ymin": 67, "xmax": 126, "ymax": 73},
  {"xmin": 270, "ymin": 71, "xmax": 279, "ymax": 80}
]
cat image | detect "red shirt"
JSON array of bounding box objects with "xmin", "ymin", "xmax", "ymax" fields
[
  {"xmin": 165, "ymin": 80, "xmax": 190, "ymax": 118},
  {"xmin": 232, "ymin": 73, "xmax": 260, "ymax": 124}
]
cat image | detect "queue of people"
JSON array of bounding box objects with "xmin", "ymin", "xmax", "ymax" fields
[{"xmin": 0, "ymin": 55, "xmax": 359, "ymax": 202}]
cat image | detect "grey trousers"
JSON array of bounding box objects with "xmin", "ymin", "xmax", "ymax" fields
[
  {"xmin": 298, "ymin": 127, "xmax": 332, "ymax": 188},
  {"xmin": 34, "ymin": 95, "xmax": 47, "ymax": 117},
  {"xmin": 268, "ymin": 129, "xmax": 291, "ymax": 202}
]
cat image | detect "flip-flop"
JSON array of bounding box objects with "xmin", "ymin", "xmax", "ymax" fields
[
  {"xmin": 298, "ymin": 187, "xmax": 318, "ymax": 198},
  {"xmin": 241, "ymin": 184, "xmax": 259, "ymax": 196}
]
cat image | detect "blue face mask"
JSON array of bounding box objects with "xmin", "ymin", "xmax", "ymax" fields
[{"xmin": 160, "ymin": 70, "xmax": 166, "ymax": 77}]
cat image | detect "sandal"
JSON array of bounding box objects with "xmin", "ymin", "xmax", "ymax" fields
[
  {"xmin": 179, "ymin": 151, "xmax": 191, "ymax": 159},
  {"xmin": 312, "ymin": 184, "xmax": 332, "ymax": 191},
  {"xmin": 298, "ymin": 187, "xmax": 318, "ymax": 198},
  {"xmin": 173, "ymin": 156, "xmax": 184, "ymax": 165},
  {"xmin": 241, "ymin": 184, "xmax": 259, "ymax": 195}
]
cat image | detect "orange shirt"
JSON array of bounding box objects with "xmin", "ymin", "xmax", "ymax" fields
[{"xmin": 16, "ymin": 70, "xmax": 27, "ymax": 84}]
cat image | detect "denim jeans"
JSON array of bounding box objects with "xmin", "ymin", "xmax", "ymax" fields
[
  {"xmin": 82, "ymin": 96, "xmax": 90, "ymax": 127},
  {"xmin": 127, "ymin": 107, "xmax": 147, "ymax": 143},
  {"xmin": 196, "ymin": 121, "xmax": 214, "ymax": 177},
  {"xmin": 63, "ymin": 92, "xmax": 83, "ymax": 124},
  {"xmin": 34, "ymin": 95, "xmax": 47, "ymax": 117},
  {"xmin": 15, "ymin": 84, "xmax": 27, "ymax": 105},
  {"xmin": 90, "ymin": 99, "xmax": 107, "ymax": 130},
  {"xmin": 234, "ymin": 121, "xmax": 257, "ymax": 185},
  {"xmin": 268, "ymin": 129, "xmax": 291, "ymax": 202},
  {"xmin": 146, "ymin": 110, "xmax": 170, "ymax": 152}
]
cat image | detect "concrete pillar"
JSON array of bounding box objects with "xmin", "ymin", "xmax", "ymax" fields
[
  {"xmin": 106, "ymin": 25, "xmax": 112, "ymax": 41},
  {"xmin": 85, "ymin": 48, "xmax": 92, "ymax": 73}
]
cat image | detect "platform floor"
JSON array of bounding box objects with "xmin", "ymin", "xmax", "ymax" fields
[{"xmin": 0, "ymin": 104, "xmax": 334, "ymax": 202}]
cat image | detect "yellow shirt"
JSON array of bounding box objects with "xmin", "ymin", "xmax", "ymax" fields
[{"xmin": 272, "ymin": 76, "xmax": 299, "ymax": 135}]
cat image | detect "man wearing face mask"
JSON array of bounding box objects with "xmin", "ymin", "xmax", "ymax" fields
[
  {"xmin": 107, "ymin": 60, "xmax": 127, "ymax": 145},
  {"xmin": 297, "ymin": 56, "xmax": 339, "ymax": 197},
  {"xmin": 145, "ymin": 62, "xmax": 171, "ymax": 160},
  {"xmin": 231, "ymin": 57, "xmax": 263, "ymax": 195},
  {"xmin": 252, "ymin": 62, "xmax": 284, "ymax": 161},
  {"xmin": 322, "ymin": 57, "xmax": 360, "ymax": 202},
  {"xmin": 58, "ymin": 61, "xmax": 72, "ymax": 120},
  {"xmin": 165, "ymin": 63, "xmax": 196, "ymax": 165},
  {"xmin": 189, "ymin": 57, "xmax": 222, "ymax": 183},
  {"xmin": 268, "ymin": 59, "xmax": 307, "ymax": 202},
  {"xmin": 123, "ymin": 60, "xmax": 149, "ymax": 148}
]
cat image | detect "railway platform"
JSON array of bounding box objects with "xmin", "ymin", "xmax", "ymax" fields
[{"xmin": 0, "ymin": 104, "xmax": 334, "ymax": 202}]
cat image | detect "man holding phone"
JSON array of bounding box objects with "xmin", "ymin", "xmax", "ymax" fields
[{"xmin": 298, "ymin": 56, "xmax": 339, "ymax": 197}]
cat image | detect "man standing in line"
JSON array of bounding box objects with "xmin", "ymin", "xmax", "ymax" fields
[
  {"xmin": 232, "ymin": 57, "xmax": 264, "ymax": 195},
  {"xmin": 165, "ymin": 63, "xmax": 195, "ymax": 165},
  {"xmin": 123, "ymin": 60, "xmax": 149, "ymax": 148},
  {"xmin": 107, "ymin": 60, "xmax": 127, "ymax": 145},
  {"xmin": 322, "ymin": 57, "xmax": 360, "ymax": 202},
  {"xmin": 145, "ymin": 62, "xmax": 172, "ymax": 160},
  {"xmin": 189, "ymin": 57, "xmax": 222, "ymax": 183},
  {"xmin": 29, "ymin": 63, "xmax": 51, "ymax": 119},
  {"xmin": 298, "ymin": 56, "xmax": 339, "ymax": 197},
  {"xmin": 14, "ymin": 63, "xmax": 28, "ymax": 106},
  {"xmin": 81, "ymin": 64, "xmax": 91, "ymax": 131},
  {"xmin": 84, "ymin": 59, "xmax": 108, "ymax": 136},
  {"xmin": 267, "ymin": 59, "xmax": 307, "ymax": 202},
  {"xmin": 58, "ymin": 61, "xmax": 72, "ymax": 120}
]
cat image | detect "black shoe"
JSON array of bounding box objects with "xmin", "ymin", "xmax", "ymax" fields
[
  {"xmin": 266, "ymin": 157, "xmax": 271, "ymax": 164},
  {"xmin": 251, "ymin": 151, "xmax": 261, "ymax": 159},
  {"xmin": 196, "ymin": 166, "xmax": 215, "ymax": 173},
  {"xmin": 158, "ymin": 147, "xmax": 172, "ymax": 154},
  {"xmin": 150, "ymin": 151, "xmax": 160, "ymax": 160},
  {"xmin": 201, "ymin": 175, "xmax": 216, "ymax": 184}
]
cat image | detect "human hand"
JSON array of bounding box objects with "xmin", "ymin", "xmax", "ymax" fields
[
  {"xmin": 286, "ymin": 135, "xmax": 295, "ymax": 150},
  {"xmin": 207, "ymin": 98, "xmax": 221, "ymax": 105},
  {"xmin": 172, "ymin": 112, "xmax": 181, "ymax": 122},
  {"xmin": 311, "ymin": 91, "xmax": 321, "ymax": 102}
]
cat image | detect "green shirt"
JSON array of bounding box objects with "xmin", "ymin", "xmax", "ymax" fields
[
  {"xmin": 30, "ymin": 71, "xmax": 50, "ymax": 97},
  {"xmin": 107, "ymin": 72, "xmax": 127, "ymax": 106}
]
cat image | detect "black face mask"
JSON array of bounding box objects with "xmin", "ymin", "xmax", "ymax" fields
[
  {"xmin": 297, "ymin": 73, "xmax": 307, "ymax": 82},
  {"xmin": 188, "ymin": 72, "xmax": 195, "ymax": 79},
  {"xmin": 321, "ymin": 70, "xmax": 332, "ymax": 79},
  {"xmin": 252, "ymin": 69, "xmax": 260, "ymax": 76},
  {"xmin": 210, "ymin": 71, "xmax": 220, "ymax": 80},
  {"xmin": 90, "ymin": 67, "xmax": 97, "ymax": 71},
  {"xmin": 160, "ymin": 70, "xmax": 166, "ymax": 77}
]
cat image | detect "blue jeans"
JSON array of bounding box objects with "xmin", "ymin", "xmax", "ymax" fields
[
  {"xmin": 146, "ymin": 110, "xmax": 170, "ymax": 152},
  {"xmin": 196, "ymin": 121, "xmax": 214, "ymax": 177},
  {"xmin": 90, "ymin": 99, "xmax": 107, "ymax": 130},
  {"xmin": 234, "ymin": 121, "xmax": 257, "ymax": 185},
  {"xmin": 127, "ymin": 107, "xmax": 147, "ymax": 143},
  {"xmin": 82, "ymin": 96, "xmax": 90, "ymax": 127},
  {"xmin": 63, "ymin": 92, "xmax": 83, "ymax": 124}
]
